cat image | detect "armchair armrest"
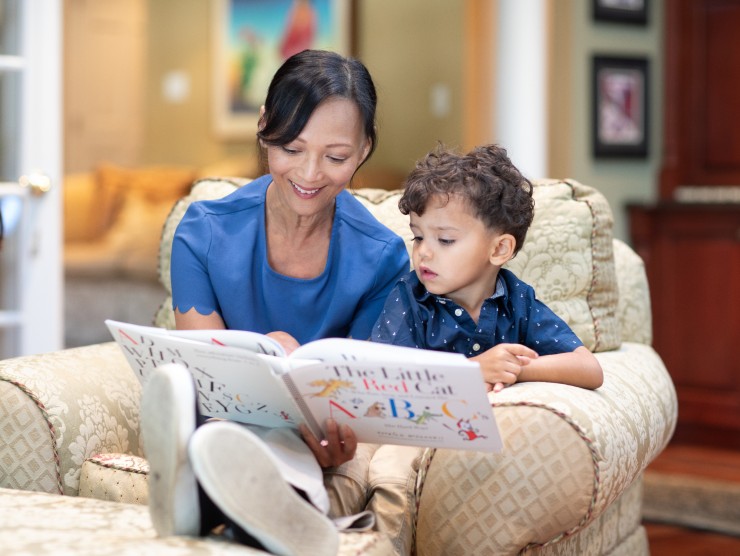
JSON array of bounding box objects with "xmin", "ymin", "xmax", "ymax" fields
[
  {"xmin": 0, "ymin": 343, "xmax": 142, "ymax": 496},
  {"xmin": 414, "ymin": 343, "xmax": 677, "ymax": 555}
]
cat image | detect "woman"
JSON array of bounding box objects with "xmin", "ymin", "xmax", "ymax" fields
[
  {"xmin": 171, "ymin": 51, "xmax": 406, "ymax": 352},
  {"xmin": 142, "ymin": 50, "xmax": 411, "ymax": 556}
]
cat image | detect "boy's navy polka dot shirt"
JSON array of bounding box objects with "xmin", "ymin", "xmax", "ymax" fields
[{"xmin": 372, "ymin": 268, "xmax": 583, "ymax": 357}]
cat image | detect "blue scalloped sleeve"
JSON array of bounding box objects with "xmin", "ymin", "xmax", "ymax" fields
[{"xmin": 170, "ymin": 202, "xmax": 221, "ymax": 317}]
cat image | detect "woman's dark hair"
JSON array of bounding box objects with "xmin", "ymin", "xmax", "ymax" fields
[
  {"xmin": 257, "ymin": 50, "xmax": 378, "ymax": 165},
  {"xmin": 399, "ymin": 144, "xmax": 535, "ymax": 254}
]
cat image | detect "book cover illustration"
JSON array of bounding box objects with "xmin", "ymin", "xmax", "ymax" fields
[{"xmin": 285, "ymin": 359, "xmax": 502, "ymax": 452}]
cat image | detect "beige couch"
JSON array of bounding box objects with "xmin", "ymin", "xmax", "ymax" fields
[
  {"xmin": 0, "ymin": 178, "xmax": 677, "ymax": 555},
  {"xmin": 63, "ymin": 160, "xmax": 259, "ymax": 347}
]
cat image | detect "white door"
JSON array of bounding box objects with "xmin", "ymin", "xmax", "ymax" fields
[{"xmin": 0, "ymin": 0, "xmax": 63, "ymax": 357}]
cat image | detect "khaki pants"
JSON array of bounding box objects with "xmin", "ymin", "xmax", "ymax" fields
[
  {"xmin": 252, "ymin": 427, "xmax": 423, "ymax": 556},
  {"xmin": 324, "ymin": 443, "xmax": 423, "ymax": 556}
]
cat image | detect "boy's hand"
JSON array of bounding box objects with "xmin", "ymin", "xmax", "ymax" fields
[
  {"xmin": 471, "ymin": 343, "xmax": 538, "ymax": 393},
  {"xmin": 300, "ymin": 419, "xmax": 357, "ymax": 468}
]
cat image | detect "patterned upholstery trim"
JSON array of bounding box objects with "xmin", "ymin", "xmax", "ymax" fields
[
  {"xmin": 572, "ymin": 181, "xmax": 611, "ymax": 353},
  {"xmin": 411, "ymin": 447, "xmax": 436, "ymax": 556},
  {"xmin": 86, "ymin": 453, "xmax": 150, "ymax": 475},
  {"xmin": 0, "ymin": 378, "xmax": 63, "ymax": 494},
  {"xmin": 563, "ymin": 179, "xmax": 619, "ymax": 351},
  {"xmin": 525, "ymin": 478, "xmax": 647, "ymax": 556}
]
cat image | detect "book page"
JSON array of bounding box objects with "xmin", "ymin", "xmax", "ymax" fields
[
  {"xmin": 105, "ymin": 320, "xmax": 286, "ymax": 357},
  {"xmin": 291, "ymin": 337, "xmax": 474, "ymax": 367},
  {"xmin": 106, "ymin": 320, "xmax": 304, "ymax": 430},
  {"xmin": 169, "ymin": 328, "xmax": 286, "ymax": 357}
]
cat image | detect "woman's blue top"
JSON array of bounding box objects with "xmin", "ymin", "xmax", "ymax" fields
[{"xmin": 171, "ymin": 175, "xmax": 409, "ymax": 344}]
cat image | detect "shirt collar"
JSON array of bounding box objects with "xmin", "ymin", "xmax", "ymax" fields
[{"xmin": 410, "ymin": 272, "xmax": 507, "ymax": 305}]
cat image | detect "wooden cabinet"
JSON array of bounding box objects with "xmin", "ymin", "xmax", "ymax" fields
[
  {"xmin": 629, "ymin": 204, "xmax": 740, "ymax": 449},
  {"xmin": 633, "ymin": 0, "xmax": 740, "ymax": 450},
  {"xmin": 660, "ymin": 0, "xmax": 740, "ymax": 195}
]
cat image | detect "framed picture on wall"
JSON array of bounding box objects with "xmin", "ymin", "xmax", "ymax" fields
[
  {"xmin": 592, "ymin": 55, "xmax": 649, "ymax": 158},
  {"xmin": 592, "ymin": 0, "xmax": 648, "ymax": 25},
  {"xmin": 212, "ymin": 0, "xmax": 352, "ymax": 139}
]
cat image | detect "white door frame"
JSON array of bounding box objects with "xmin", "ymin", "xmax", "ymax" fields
[{"xmin": 0, "ymin": 0, "xmax": 63, "ymax": 356}]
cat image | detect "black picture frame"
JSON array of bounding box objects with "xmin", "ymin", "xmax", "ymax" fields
[
  {"xmin": 592, "ymin": 55, "xmax": 649, "ymax": 158},
  {"xmin": 592, "ymin": 0, "xmax": 648, "ymax": 25}
]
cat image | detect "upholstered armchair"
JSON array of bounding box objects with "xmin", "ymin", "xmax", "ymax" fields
[{"xmin": 0, "ymin": 177, "xmax": 677, "ymax": 555}]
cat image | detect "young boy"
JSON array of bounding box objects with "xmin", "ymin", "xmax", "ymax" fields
[{"xmin": 373, "ymin": 144, "xmax": 603, "ymax": 392}]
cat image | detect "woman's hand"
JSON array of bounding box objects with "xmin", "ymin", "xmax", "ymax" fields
[
  {"xmin": 266, "ymin": 331, "xmax": 301, "ymax": 355},
  {"xmin": 470, "ymin": 343, "xmax": 538, "ymax": 393},
  {"xmin": 300, "ymin": 419, "xmax": 357, "ymax": 468}
]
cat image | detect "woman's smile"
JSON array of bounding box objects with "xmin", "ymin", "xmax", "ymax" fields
[{"xmin": 290, "ymin": 180, "xmax": 323, "ymax": 198}]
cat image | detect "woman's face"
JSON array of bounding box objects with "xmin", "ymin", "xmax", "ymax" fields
[{"xmin": 265, "ymin": 97, "xmax": 370, "ymax": 218}]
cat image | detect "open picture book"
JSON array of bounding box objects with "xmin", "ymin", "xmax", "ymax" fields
[{"xmin": 106, "ymin": 319, "xmax": 502, "ymax": 452}]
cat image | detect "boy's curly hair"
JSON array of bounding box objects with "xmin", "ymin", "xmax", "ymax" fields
[{"xmin": 399, "ymin": 144, "xmax": 535, "ymax": 254}]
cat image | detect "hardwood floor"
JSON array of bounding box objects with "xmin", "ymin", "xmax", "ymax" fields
[
  {"xmin": 642, "ymin": 442, "xmax": 740, "ymax": 555},
  {"xmin": 645, "ymin": 522, "xmax": 740, "ymax": 555}
]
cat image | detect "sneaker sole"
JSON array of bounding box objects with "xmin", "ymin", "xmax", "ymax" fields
[
  {"xmin": 189, "ymin": 422, "xmax": 338, "ymax": 556},
  {"xmin": 141, "ymin": 363, "xmax": 200, "ymax": 536}
]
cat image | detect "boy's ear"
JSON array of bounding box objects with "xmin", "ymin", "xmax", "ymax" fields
[{"xmin": 490, "ymin": 233, "xmax": 516, "ymax": 266}]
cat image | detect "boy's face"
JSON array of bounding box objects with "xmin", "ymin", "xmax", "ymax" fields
[{"xmin": 409, "ymin": 194, "xmax": 513, "ymax": 312}]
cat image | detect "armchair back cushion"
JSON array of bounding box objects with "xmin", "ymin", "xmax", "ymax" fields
[{"xmin": 156, "ymin": 177, "xmax": 621, "ymax": 352}]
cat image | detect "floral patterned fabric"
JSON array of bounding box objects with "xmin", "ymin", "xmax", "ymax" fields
[
  {"xmin": 505, "ymin": 179, "xmax": 620, "ymax": 352},
  {"xmin": 0, "ymin": 487, "xmax": 394, "ymax": 555},
  {"xmin": 612, "ymin": 238, "xmax": 652, "ymax": 345},
  {"xmin": 0, "ymin": 342, "xmax": 141, "ymax": 495}
]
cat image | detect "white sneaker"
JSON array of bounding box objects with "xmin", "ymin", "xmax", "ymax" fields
[
  {"xmin": 189, "ymin": 421, "xmax": 339, "ymax": 556},
  {"xmin": 141, "ymin": 363, "xmax": 200, "ymax": 537}
]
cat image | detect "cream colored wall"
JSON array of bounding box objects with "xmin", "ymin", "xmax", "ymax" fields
[
  {"xmin": 357, "ymin": 0, "xmax": 465, "ymax": 176},
  {"xmin": 64, "ymin": 0, "xmax": 147, "ymax": 173},
  {"xmin": 549, "ymin": 0, "xmax": 664, "ymax": 241},
  {"xmin": 142, "ymin": 0, "xmax": 257, "ymax": 169}
]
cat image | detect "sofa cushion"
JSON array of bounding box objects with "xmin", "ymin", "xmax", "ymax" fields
[
  {"xmin": 97, "ymin": 163, "xmax": 197, "ymax": 205},
  {"xmin": 79, "ymin": 453, "xmax": 149, "ymax": 505},
  {"xmin": 0, "ymin": 487, "xmax": 395, "ymax": 555},
  {"xmin": 63, "ymin": 173, "xmax": 101, "ymax": 242},
  {"xmin": 64, "ymin": 164, "xmax": 199, "ymax": 280},
  {"xmin": 505, "ymin": 179, "xmax": 621, "ymax": 352}
]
